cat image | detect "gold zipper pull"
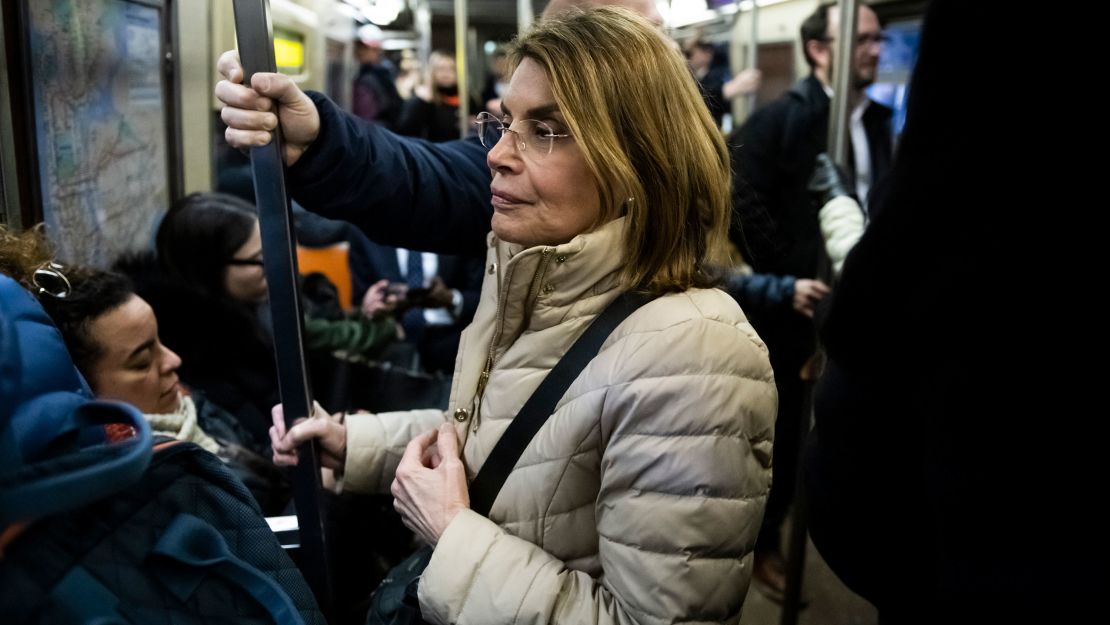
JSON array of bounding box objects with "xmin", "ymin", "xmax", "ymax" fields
[{"xmin": 472, "ymin": 370, "xmax": 489, "ymax": 431}]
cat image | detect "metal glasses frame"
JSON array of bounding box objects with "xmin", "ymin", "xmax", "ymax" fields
[{"xmin": 475, "ymin": 111, "xmax": 570, "ymax": 157}]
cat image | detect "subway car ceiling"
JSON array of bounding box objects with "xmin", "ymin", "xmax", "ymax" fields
[{"xmin": 0, "ymin": 0, "xmax": 922, "ymax": 266}]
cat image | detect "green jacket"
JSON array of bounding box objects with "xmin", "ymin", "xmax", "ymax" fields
[{"xmin": 303, "ymin": 313, "xmax": 396, "ymax": 359}]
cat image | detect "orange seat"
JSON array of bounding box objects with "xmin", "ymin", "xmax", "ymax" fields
[{"xmin": 297, "ymin": 242, "xmax": 352, "ymax": 311}]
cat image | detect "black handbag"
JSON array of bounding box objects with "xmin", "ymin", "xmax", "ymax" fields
[
  {"xmin": 351, "ymin": 361, "xmax": 453, "ymax": 413},
  {"xmin": 364, "ymin": 292, "xmax": 653, "ymax": 625}
]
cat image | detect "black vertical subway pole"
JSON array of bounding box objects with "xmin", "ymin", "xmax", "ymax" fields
[
  {"xmin": 782, "ymin": 3, "xmax": 861, "ymax": 623},
  {"xmin": 231, "ymin": 0, "xmax": 333, "ymax": 614}
]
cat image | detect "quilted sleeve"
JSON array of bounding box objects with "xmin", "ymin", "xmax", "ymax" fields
[{"xmin": 341, "ymin": 408, "xmax": 447, "ymax": 493}]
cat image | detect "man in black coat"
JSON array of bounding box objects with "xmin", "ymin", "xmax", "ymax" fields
[{"xmin": 730, "ymin": 1, "xmax": 892, "ymax": 596}]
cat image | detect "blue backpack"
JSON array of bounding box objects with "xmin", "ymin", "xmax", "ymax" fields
[{"xmin": 0, "ymin": 275, "xmax": 325, "ymax": 625}]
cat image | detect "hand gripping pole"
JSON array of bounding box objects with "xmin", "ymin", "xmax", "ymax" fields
[{"xmin": 231, "ymin": 0, "xmax": 332, "ymax": 613}]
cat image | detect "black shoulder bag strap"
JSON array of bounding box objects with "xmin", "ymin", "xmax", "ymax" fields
[
  {"xmin": 388, "ymin": 292, "xmax": 655, "ymax": 621},
  {"xmin": 468, "ymin": 291, "xmax": 654, "ymax": 517}
]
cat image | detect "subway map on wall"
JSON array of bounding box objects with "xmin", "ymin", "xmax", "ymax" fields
[{"xmin": 29, "ymin": 0, "xmax": 169, "ymax": 267}]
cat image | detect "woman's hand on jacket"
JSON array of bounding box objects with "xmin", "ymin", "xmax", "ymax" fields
[
  {"xmin": 270, "ymin": 402, "xmax": 347, "ymax": 473},
  {"xmin": 391, "ymin": 423, "xmax": 470, "ymax": 546}
]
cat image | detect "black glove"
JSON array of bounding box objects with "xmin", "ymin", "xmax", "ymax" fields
[{"xmin": 807, "ymin": 153, "xmax": 853, "ymax": 208}]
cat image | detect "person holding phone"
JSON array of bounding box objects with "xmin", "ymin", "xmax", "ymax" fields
[{"xmin": 359, "ymin": 245, "xmax": 484, "ymax": 374}]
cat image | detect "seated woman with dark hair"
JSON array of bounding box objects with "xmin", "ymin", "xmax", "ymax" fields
[
  {"xmin": 0, "ymin": 225, "xmax": 290, "ymax": 515},
  {"xmin": 118, "ymin": 191, "xmax": 399, "ymax": 446}
]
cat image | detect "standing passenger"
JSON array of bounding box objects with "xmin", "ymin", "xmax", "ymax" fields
[
  {"xmin": 352, "ymin": 24, "xmax": 402, "ymax": 128},
  {"xmin": 271, "ymin": 9, "xmax": 776, "ymax": 623},
  {"xmin": 728, "ymin": 1, "xmax": 890, "ymax": 596}
]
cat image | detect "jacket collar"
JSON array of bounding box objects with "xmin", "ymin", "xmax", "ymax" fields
[
  {"xmin": 794, "ymin": 75, "xmax": 890, "ymax": 125},
  {"xmin": 488, "ymin": 217, "xmax": 627, "ymax": 339},
  {"xmin": 791, "ymin": 75, "xmax": 831, "ymax": 108}
]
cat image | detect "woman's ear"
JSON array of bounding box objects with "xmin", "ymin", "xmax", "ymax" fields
[{"xmin": 608, "ymin": 182, "xmax": 633, "ymax": 217}]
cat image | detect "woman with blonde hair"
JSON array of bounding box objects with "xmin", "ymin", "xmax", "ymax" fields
[
  {"xmin": 273, "ymin": 8, "xmax": 776, "ymax": 623},
  {"xmin": 395, "ymin": 50, "xmax": 481, "ymax": 142}
]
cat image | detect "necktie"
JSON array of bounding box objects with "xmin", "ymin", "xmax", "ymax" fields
[
  {"xmin": 402, "ymin": 250, "xmax": 427, "ymax": 347},
  {"xmin": 406, "ymin": 250, "xmax": 425, "ymax": 289}
]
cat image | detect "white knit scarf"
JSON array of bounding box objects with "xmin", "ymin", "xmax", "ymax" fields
[{"xmin": 145, "ymin": 394, "xmax": 221, "ymax": 454}]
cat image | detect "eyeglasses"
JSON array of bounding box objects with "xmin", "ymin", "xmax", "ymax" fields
[
  {"xmin": 820, "ymin": 32, "xmax": 889, "ymax": 47},
  {"xmin": 855, "ymin": 32, "xmax": 888, "ymax": 46},
  {"xmin": 226, "ymin": 257, "xmax": 264, "ymax": 267},
  {"xmin": 475, "ymin": 111, "xmax": 570, "ymax": 159},
  {"xmin": 32, "ymin": 261, "xmax": 71, "ymax": 299}
]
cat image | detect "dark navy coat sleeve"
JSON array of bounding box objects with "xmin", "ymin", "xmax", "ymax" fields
[
  {"xmin": 724, "ymin": 272, "xmax": 796, "ymax": 314},
  {"xmin": 287, "ymin": 92, "xmax": 492, "ymax": 258}
]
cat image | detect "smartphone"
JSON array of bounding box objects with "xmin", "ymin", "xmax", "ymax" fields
[{"xmin": 405, "ymin": 287, "xmax": 431, "ymax": 307}]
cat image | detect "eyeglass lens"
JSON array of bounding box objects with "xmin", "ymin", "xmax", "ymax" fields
[
  {"xmin": 822, "ymin": 33, "xmax": 888, "ymax": 46},
  {"xmin": 227, "ymin": 258, "xmax": 264, "ymax": 267},
  {"xmin": 476, "ymin": 114, "xmax": 557, "ymax": 157}
]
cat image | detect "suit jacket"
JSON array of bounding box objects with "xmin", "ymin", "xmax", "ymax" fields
[
  {"xmin": 362, "ymin": 244, "xmax": 482, "ymax": 320},
  {"xmin": 362, "ymin": 242, "xmax": 484, "ymax": 372}
]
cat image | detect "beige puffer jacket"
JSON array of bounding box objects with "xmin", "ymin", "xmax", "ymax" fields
[{"xmin": 342, "ymin": 217, "xmax": 777, "ymax": 625}]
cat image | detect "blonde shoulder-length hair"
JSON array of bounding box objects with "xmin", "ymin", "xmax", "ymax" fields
[{"xmin": 507, "ymin": 6, "xmax": 731, "ymax": 294}]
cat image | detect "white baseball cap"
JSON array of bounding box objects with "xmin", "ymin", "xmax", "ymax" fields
[{"xmin": 357, "ymin": 24, "xmax": 384, "ymax": 48}]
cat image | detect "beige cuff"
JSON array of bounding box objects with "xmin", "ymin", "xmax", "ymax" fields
[{"xmin": 418, "ymin": 509, "xmax": 502, "ymax": 624}]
